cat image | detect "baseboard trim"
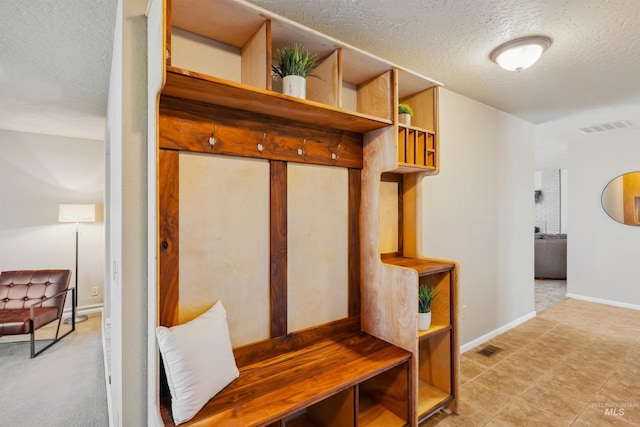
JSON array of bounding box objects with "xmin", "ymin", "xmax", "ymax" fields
[
  {"xmin": 460, "ymin": 311, "xmax": 537, "ymax": 354},
  {"xmin": 566, "ymin": 293, "xmax": 640, "ymax": 311},
  {"xmin": 101, "ymin": 316, "xmax": 114, "ymax": 427},
  {"xmin": 63, "ymin": 304, "xmax": 104, "ymax": 318}
]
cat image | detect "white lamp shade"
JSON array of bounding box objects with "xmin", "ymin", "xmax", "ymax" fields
[
  {"xmin": 59, "ymin": 204, "xmax": 96, "ymax": 223},
  {"xmin": 490, "ymin": 36, "xmax": 552, "ymax": 72}
]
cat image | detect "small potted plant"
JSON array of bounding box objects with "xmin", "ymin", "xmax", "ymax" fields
[
  {"xmin": 398, "ymin": 103, "xmax": 413, "ymax": 126},
  {"xmin": 418, "ymin": 284, "xmax": 436, "ymax": 330},
  {"xmin": 272, "ymin": 43, "xmax": 320, "ymax": 99}
]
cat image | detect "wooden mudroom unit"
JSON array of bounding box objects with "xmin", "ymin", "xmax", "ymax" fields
[{"xmin": 148, "ymin": 0, "xmax": 459, "ymax": 425}]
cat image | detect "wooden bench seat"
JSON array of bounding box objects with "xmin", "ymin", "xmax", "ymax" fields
[{"xmin": 160, "ymin": 320, "xmax": 412, "ymax": 427}]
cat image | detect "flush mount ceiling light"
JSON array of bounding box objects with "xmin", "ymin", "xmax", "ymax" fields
[{"xmin": 490, "ymin": 35, "xmax": 552, "ymax": 71}]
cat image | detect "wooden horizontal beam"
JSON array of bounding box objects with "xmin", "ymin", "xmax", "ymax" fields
[{"xmin": 159, "ymin": 96, "xmax": 364, "ymax": 169}]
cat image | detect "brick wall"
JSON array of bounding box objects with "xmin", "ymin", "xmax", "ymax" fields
[{"xmin": 535, "ymin": 169, "xmax": 561, "ymax": 234}]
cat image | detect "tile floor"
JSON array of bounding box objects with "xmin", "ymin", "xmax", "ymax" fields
[{"xmin": 421, "ymin": 298, "xmax": 640, "ymax": 426}]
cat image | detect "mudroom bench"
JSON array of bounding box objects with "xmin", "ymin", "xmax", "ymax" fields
[{"xmin": 160, "ymin": 319, "xmax": 412, "ymax": 427}]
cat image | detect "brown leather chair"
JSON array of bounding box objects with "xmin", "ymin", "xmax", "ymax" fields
[{"xmin": 0, "ymin": 270, "xmax": 75, "ymax": 357}]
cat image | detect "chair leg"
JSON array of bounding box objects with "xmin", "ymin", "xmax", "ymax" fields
[
  {"xmin": 54, "ymin": 316, "xmax": 62, "ymax": 340},
  {"xmin": 30, "ymin": 315, "xmax": 76, "ymax": 358},
  {"xmin": 23, "ymin": 287, "xmax": 76, "ymax": 358},
  {"xmin": 30, "ymin": 319, "xmax": 35, "ymax": 359}
]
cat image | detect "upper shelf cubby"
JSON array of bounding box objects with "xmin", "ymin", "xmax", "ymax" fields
[
  {"xmin": 397, "ymin": 68, "xmax": 439, "ymax": 133},
  {"xmin": 171, "ymin": 0, "xmax": 266, "ymax": 49},
  {"xmin": 167, "ymin": 0, "xmax": 441, "ymax": 131}
]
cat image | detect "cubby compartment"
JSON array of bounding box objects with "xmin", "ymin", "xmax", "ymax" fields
[
  {"xmin": 359, "ymin": 363, "xmax": 409, "ymax": 427},
  {"xmin": 397, "ymin": 69, "xmax": 438, "ymax": 132},
  {"xmin": 283, "ymin": 358, "xmax": 410, "ymax": 427},
  {"xmin": 397, "ymin": 126, "xmax": 436, "ymax": 171},
  {"xmin": 399, "ymin": 87, "xmax": 437, "ymax": 132},
  {"xmin": 305, "ymin": 49, "xmax": 341, "ymax": 108},
  {"xmin": 418, "ymin": 332, "xmax": 453, "ymax": 420},
  {"xmin": 286, "ymin": 388, "xmax": 354, "ymax": 427},
  {"xmin": 394, "ymin": 68, "xmax": 440, "ymax": 174},
  {"xmin": 418, "ymin": 270, "xmax": 451, "ymax": 339},
  {"xmin": 356, "ymin": 71, "xmax": 393, "ymax": 123},
  {"xmin": 171, "ymin": 1, "xmax": 271, "ymax": 89}
]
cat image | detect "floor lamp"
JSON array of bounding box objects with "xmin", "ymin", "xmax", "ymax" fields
[{"xmin": 59, "ymin": 204, "xmax": 96, "ymax": 324}]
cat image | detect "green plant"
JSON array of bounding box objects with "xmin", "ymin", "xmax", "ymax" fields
[
  {"xmin": 418, "ymin": 284, "xmax": 436, "ymax": 314},
  {"xmin": 398, "ymin": 103, "xmax": 413, "ymax": 116},
  {"xmin": 271, "ymin": 44, "xmax": 320, "ymax": 78}
]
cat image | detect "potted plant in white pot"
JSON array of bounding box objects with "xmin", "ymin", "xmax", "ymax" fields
[
  {"xmin": 418, "ymin": 284, "xmax": 436, "ymax": 330},
  {"xmin": 398, "ymin": 103, "xmax": 413, "ymax": 126},
  {"xmin": 272, "ymin": 43, "xmax": 320, "ymax": 99}
]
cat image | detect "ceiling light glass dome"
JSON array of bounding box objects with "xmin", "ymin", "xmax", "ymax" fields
[{"xmin": 490, "ymin": 36, "xmax": 552, "ymax": 71}]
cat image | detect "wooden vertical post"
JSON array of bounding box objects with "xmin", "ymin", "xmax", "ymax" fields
[
  {"xmin": 270, "ymin": 161, "xmax": 288, "ymax": 337},
  {"xmin": 158, "ymin": 149, "xmax": 179, "ymax": 327},
  {"xmin": 348, "ymin": 169, "xmax": 361, "ymax": 316}
]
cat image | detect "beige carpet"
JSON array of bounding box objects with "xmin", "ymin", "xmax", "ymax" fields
[
  {"xmin": 535, "ymin": 279, "xmax": 567, "ymax": 312},
  {"xmin": 0, "ymin": 313, "xmax": 108, "ymax": 427}
]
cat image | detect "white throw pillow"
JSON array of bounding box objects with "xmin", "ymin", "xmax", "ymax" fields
[{"xmin": 156, "ymin": 300, "xmax": 239, "ymax": 425}]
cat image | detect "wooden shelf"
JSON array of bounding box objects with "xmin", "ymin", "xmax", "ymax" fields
[
  {"xmin": 417, "ymin": 381, "xmax": 450, "ymax": 418},
  {"xmin": 359, "ymin": 392, "xmax": 407, "ymax": 427},
  {"xmin": 418, "ymin": 323, "xmax": 451, "ymax": 341},
  {"xmin": 162, "ymin": 67, "xmax": 393, "ymax": 134},
  {"xmin": 395, "ymin": 162, "xmax": 436, "ymax": 174},
  {"xmin": 382, "ymin": 256, "xmax": 455, "ymax": 275}
]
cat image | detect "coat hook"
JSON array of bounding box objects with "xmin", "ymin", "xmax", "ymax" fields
[
  {"xmin": 209, "ymin": 125, "xmax": 218, "ymax": 147},
  {"xmin": 332, "ymin": 143, "xmax": 342, "ymax": 161},
  {"xmin": 298, "ymin": 138, "xmax": 307, "ymax": 156},
  {"xmin": 258, "ymin": 133, "xmax": 266, "ymax": 153}
]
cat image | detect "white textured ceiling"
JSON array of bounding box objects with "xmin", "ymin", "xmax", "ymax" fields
[
  {"xmin": 1, "ymin": 0, "xmax": 639, "ymax": 160},
  {"xmin": 248, "ymin": 0, "xmax": 640, "ymax": 125},
  {"xmin": 0, "ymin": 0, "xmax": 116, "ymax": 140},
  {"xmin": 247, "ymin": 0, "xmax": 640, "ymax": 168}
]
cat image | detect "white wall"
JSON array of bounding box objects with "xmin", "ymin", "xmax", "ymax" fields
[
  {"xmin": 422, "ymin": 89, "xmax": 536, "ymax": 346},
  {"xmin": 120, "ymin": 0, "xmax": 148, "ymax": 424},
  {"xmin": 0, "ymin": 129, "xmax": 105, "ymax": 310},
  {"xmin": 103, "ymin": 0, "xmax": 148, "ymax": 425},
  {"xmin": 105, "ymin": 0, "xmax": 123, "ymax": 424},
  {"xmin": 567, "ymin": 128, "xmax": 640, "ymax": 307}
]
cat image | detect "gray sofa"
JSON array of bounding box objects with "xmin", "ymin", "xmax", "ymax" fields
[{"xmin": 534, "ymin": 234, "xmax": 567, "ymax": 279}]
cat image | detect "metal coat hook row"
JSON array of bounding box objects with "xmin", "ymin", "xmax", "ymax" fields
[
  {"xmin": 298, "ymin": 138, "xmax": 307, "ymax": 156},
  {"xmin": 257, "ymin": 133, "xmax": 266, "ymax": 153},
  {"xmin": 208, "ymin": 125, "xmax": 218, "ymax": 147}
]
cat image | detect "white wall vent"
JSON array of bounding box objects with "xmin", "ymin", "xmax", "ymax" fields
[{"xmin": 578, "ymin": 120, "xmax": 633, "ymax": 134}]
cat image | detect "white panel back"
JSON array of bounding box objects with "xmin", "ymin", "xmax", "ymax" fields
[
  {"xmin": 287, "ymin": 163, "xmax": 349, "ymax": 332},
  {"xmin": 379, "ymin": 181, "xmax": 399, "ymax": 253},
  {"xmin": 179, "ymin": 153, "xmax": 270, "ymax": 347}
]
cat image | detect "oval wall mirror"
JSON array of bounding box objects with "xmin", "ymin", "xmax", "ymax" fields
[{"xmin": 601, "ymin": 171, "xmax": 640, "ymax": 226}]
